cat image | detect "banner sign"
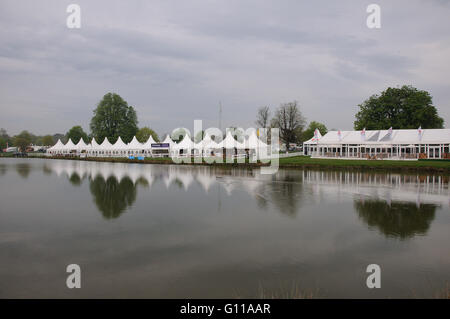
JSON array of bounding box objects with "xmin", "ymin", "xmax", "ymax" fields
[{"xmin": 151, "ymin": 143, "xmax": 170, "ymax": 148}]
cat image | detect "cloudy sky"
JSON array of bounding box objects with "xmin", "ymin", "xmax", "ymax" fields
[{"xmin": 1, "ymin": 0, "xmax": 449, "ymax": 136}]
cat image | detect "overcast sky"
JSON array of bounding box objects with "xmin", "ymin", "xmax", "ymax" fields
[{"xmin": 1, "ymin": 0, "xmax": 449, "ymax": 136}]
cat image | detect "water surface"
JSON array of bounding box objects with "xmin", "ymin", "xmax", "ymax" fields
[{"xmin": 0, "ymin": 158, "xmax": 449, "ymax": 298}]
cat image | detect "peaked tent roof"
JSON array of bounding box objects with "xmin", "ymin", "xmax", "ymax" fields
[
  {"xmin": 142, "ymin": 135, "xmax": 157, "ymax": 148},
  {"xmin": 75, "ymin": 139, "xmax": 88, "ymax": 150},
  {"xmin": 63, "ymin": 139, "xmax": 76, "ymax": 150},
  {"xmin": 112, "ymin": 136, "xmax": 128, "ymax": 150},
  {"xmin": 174, "ymin": 134, "xmax": 194, "ymax": 150},
  {"xmin": 127, "ymin": 136, "xmax": 144, "ymax": 149},
  {"xmin": 90, "ymin": 138, "xmax": 101, "ymax": 150},
  {"xmin": 161, "ymin": 135, "xmax": 175, "ymax": 147},
  {"xmin": 194, "ymin": 133, "xmax": 219, "ymax": 149},
  {"xmin": 217, "ymin": 131, "xmax": 246, "ymax": 149},
  {"xmin": 244, "ymin": 131, "xmax": 269, "ymax": 149},
  {"xmin": 49, "ymin": 139, "xmax": 64, "ymax": 150},
  {"xmin": 100, "ymin": 137, "xmax": 113, "ymax": 150}
]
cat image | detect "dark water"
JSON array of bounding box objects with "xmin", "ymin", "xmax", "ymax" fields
[{"xmin": 0, "ymin": 158, "xmax": 449, "ymax": 298}]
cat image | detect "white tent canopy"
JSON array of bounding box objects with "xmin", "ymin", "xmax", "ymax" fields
[
  {"xmin": 48, "ymin": 139, "xmax": 64, "ymax": 151},
  {"xmin": 100, "ymin": 137, "xmax": 113, "ymax": 150},
  {"xmin": 303, "ymin": 128, "xmax": 450, "ymax": 159},
  {"xmin": 63, "ymin": 139, "xmax": 76, "ymax": 151},
  {"xmin": 161, "ymin": 135, "xmax": 175, "ymax": 147},
  {"xmin": 127, "ymin": 136, "xmax": 144, "ymax": 150},
  {"xmin": 217, "ymin": 131, "xmax": 246, "ymax": 149},
  {"xmin": 142, "ymin": 135, "xmax": 157, "ymax": 149},
  {"xmin": 75, "ymin": 139, "xmax": 88, "ymax": 151},
  {"xmin": 112, "ymin": 136, "xmax": 128, "ymax": 150},
  {"xmin": 244, "ymin": 131, "xmax": 269, "ymax": 149},
  {"xmin": 174, "ymin": 134, "xmax": 194, "ymax": 150}
]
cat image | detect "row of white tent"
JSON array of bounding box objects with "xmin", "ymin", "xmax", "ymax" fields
[{"xmin": 47, "ymin": 131, "xmax": 270, "ymax": 158}]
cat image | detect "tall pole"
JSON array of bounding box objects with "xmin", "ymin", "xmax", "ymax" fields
[{"xmin": 219, "ymin": 101, "xmax": 222, "ymax": 133}]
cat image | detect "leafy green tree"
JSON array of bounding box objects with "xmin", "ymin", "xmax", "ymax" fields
[
  {"xmin": 42, "ymin": 135, "xmax": 54, "ymax": 146},
  {"xmin": 66, "ymin": 126, "xmax": 89, "ymax": 144},
  {"xmin": 0, "ymin": 136, "xmax": 7, "ymax": 150},
  {"xmin": 300, "ymin": 121, "xmax": 328, "ymax": 142},
  {"xmin": 136, "ymin": 127, "xmax": 159, "ymax": 143},
  {"xmin": 90, "ymin": 93, "xmax": 139, "ymax": 144},
  {"xmin": 354, "ymin": 85, "xmax": 444, "ymax": 130},
  {"xmin": 13, "ymin": 131, "xmax": 33, "ymax": 151}
]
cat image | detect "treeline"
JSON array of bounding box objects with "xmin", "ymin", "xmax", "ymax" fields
[
  {"xmin": 1, "ymin": 93, "xmax": 161, "ymax": 151},
  {"xmin": 0, "ymin": 129, "xmax": 64, "ymax": 151},
  {"xmin": 258, "ymin": 85, "xmax": 444, "ymax": 149},
  {"xmin": 2, "ymin": 85, "xmax": 445, "ymax": 152}
]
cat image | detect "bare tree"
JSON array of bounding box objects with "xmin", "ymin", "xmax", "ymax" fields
[
  {"xmin": 272, "ymin": 101, "xmax": 306, "ymax": 150},
  {"xmin": 255, "ymin": 106, "xmax": 271, "ymax": 128}
]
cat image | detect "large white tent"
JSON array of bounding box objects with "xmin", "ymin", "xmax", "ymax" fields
[
  {"xmin": 193, "ymin": 133, "xmax": 220, "ymax": 157},
  {"xmin": 62, "ymin": 139, "xmax": 76, "ymax": 155},
  {"xmin": 244, "ymin": 130, "xmax": 270, "ymax": 159},
  {"xmin": 142, "ymin": 135, "xmax": 157, "ymax": 156},
  {"xmin": 303, "ymin": 128, "xmax": 450, "ymax": 160},
  {"xmin": 111, "ymin": 136, "xmax": 128, "ymax": 157},
  {"xmin": 47, "ymin": 139, "xmax": 64, "ymax": 155},
  {"xmin": 173, "ymin": 134, "xmax": 194, "ymax": 157},
  {"xmin": 127, "ymin": 136, "xmax": 144, "ymax": 156},
  {"xmin": 216, "ymin": 132, "xmax": 246, "ymax": 159}
]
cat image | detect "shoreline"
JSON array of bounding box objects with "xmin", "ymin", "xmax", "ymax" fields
[{"xmin": 3, "ymin": 155, "xmax": 450, "ymax": 174}]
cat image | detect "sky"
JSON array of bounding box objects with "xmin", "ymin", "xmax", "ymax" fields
[{"xmin": 1, "ymin": 0, "xmax": 449, "ymax": 136}]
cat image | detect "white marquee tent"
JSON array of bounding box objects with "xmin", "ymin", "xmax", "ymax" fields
[{"xmin": 303, "ymin": 128, "xmax": 450, "ymax": 159}]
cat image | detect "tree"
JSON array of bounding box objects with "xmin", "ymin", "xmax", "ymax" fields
[
  {"xmin": 0, "ymin": 128, "xmax": 12, "ymax": 150},
  {"xmin": 136, "ymin": 127, "xmax": 159, "ymax": 143},
  {"xmin": 301, "ymin": 121, "xmax": 328, "ymax": 142},
  {"xmin": 0, "ymin": 136, "xmax": 7, "ymax": 150},
  {"xmin": 90, "ymin": 93, "xmax": 139, "ymax": 144},
  {"xmin": 42, "ymin": 135, "xmax": 54, "ymax": 146},
  {"xmin": 66, "ymin": 126, "xmax": 89, "ymax": 144},
  {"xmin": 53, "ymin": 133, "xmax": 67, "ymax": 144},
  {"xmin": 13, "ymin": 131, "xmax": 33, "ymax": 152},
  {"xmin": 272, "ymin": 101, "xmax": 306, "ymax": 149},
  {"xmin": 255, "ymin": 106, "xmax": 271, "ymax": 128},
  {"xmin": 354, "ymin": 85, "xmax": 444, "ymax": 130}
]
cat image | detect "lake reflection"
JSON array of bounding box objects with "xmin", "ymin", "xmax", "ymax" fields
[{"xmin": 0, "ymin": 158, "xmax": 449, "ymax": 298}]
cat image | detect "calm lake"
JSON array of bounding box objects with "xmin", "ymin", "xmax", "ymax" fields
[{"xmin": 0, "ymin": 158, "xmax": 449, "ymax": 298}]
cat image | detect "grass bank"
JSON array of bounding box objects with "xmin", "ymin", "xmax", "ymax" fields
[{"xmin": 278, "ymin": 156, "xmax": 450, "ymax": 173}]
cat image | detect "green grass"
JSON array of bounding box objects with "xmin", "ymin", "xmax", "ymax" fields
[
  {"xmin": 279, "ymin": 156, "xmax": 450, "ymax": 171},
  {"xmin": 0, "ymin": 152, "xmax": 14, "ymax": 157}
]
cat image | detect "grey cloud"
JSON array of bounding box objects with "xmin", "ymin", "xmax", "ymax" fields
[{"xmin": 0, "ymin": 0, "xmax": 449, "ymax": 135}]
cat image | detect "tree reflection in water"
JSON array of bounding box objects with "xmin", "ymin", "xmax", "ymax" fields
[
  {"xmin": 69, "ymin": 173, "xmax": 82, "ymax": 186},
  {"xmin": 269, "ymin": 174, "xmax": 303, "ymax": 217},
  {"xmin": 354, "ymin": 199, "xmax": 437, "ymax": 239},
  {"xmin": 89, "ymin": 175, "xmax": 137, "ymax": 219},
  {"xmin": 16, "ymin": 163, "xmax": 31, "ymax": 179}
]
